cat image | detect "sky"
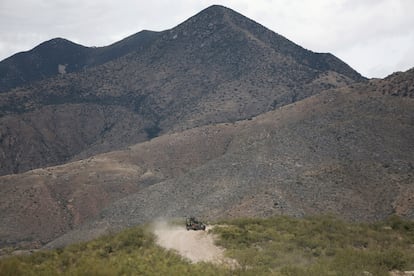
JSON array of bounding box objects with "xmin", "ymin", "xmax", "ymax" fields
[{"xmin": 1, "ymin": 0, "xmax": 413, "ymax": 78}]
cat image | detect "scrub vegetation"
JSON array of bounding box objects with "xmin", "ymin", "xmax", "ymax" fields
[
  {"xmin": 1, "ymin": 215, "xmax": 413, "ymax": 275},
  {"xmin": 212, "ymin": 215, "xmax": 414, "ymax": 275}
]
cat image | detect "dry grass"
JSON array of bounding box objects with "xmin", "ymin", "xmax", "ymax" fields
[{"xmin": 1, "ymin": 215, "xmax": 413, "ymax": 275}]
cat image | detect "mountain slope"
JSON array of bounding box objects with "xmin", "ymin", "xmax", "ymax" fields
[
  {"xmin": 0, "ymin": 38, "xmax": 91, "ymax": 93},
  {"xmin": 0, "ymin": 5, "xmax": 364, "ymax": 176},
  {"xmin": 0, "ymin": 31, "xmax": 159, "ymax": 93},
  {"xmin": 86, "ymin": 69, "xmax": 413, "ymax": 224},
  {"xmin": 1, "ymin": 68, "xmax": 412, "ymax": 249}
]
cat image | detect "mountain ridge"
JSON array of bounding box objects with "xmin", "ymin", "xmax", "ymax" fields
[
  {"xmin": 0, "ymin": 30, "xmax": 160, "ymax": 93},
  {"xmin": 0, "ymin": 5, "xmax": 365, "ymax": 176},
  {"xmin": 0, "ymin": 67, "xmax": 412, "ymax": 249},
  {"xmin": 202, "ymin": 5, "xmax": 363, "ymax": 80},
  {"xmin": 0, "ymin": 5, "xmax": 365, "ymax": 94},
  {"xmin": 46, "ymin": 69, "xmax": 414, "ymax": 248}
]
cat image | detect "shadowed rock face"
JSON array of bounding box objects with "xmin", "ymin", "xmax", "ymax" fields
[
  {"xmin": 0, "ymin": 38, "xmax": 92, "ymax": 93},
  {"xmin": 1, "ymin": 68, "xmax": 412, "ymax": 249},
  {"xmin": 0, "ymin": 31, "xmax": 160, "ymax": 93},
  {"xmin": 0, "ymin": 5, "xmax": 364, "ymax": 176}
]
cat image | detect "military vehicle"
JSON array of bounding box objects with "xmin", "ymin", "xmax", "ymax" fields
[{"xmin": 185, "ymin": 217, "xmax": 206, "ymax": 231}]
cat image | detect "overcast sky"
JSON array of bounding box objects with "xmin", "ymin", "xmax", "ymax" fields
[{"xmin": 1, "ymin": 0, "xmax": 413, "ymax": 78}]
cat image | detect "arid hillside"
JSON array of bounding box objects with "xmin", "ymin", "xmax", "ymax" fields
[
  {"xmin": 0, "ymin": 31, "xmax": 160, "ymax": 93},
  {"xmin": 1, "ymin": 68, "xmax": 412, "ymax": 249},
  {"xmin": 0, "ymin": 5, "xmax": 364, "ymax": 176}
]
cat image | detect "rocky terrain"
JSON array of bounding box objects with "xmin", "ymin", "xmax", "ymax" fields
[
  {"xmin": 0, "ymin": 5, "xmax": 364, "ymax": 176},
  {"xmin": 0, "ymin": 30, "xmax": 159, "ymax": 93},
  {"xmin": 1, "ymin": 68, "xmax": 412, "ymax": 249},
  {"xmin": 0, "ymin": 5, "xmax": 412, "ymax": 251}
]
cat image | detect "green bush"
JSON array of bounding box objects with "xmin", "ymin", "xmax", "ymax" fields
[
  {"xmin": 0, "ymin": 257, "xmax": 24, "ymax": 276},
  {"xmin": 1, "ymin": 215, "xmax": 413, "ymax": 275},
  {"xmin": 385, "ymin": 215, "xmax": 414, "ymax": 232},
  {"xmin": 213, "ymin": 215, "xmax": 414, "ymax": 274}
]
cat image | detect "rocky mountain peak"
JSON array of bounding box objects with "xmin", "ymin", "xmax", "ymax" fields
[
  {"xmin": 164, "ymin": 5, "xmax": 365, "ymax": 82},
  {"xmin": 37, "ymin": 37, "xmax": 84, "ymax": 49},
  {"xmin": 0, "ymin": 5, "xmax": 365, "ymax": 176}
]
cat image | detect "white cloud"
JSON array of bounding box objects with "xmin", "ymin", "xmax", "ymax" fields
[{"xmin": 0, "ymin": 0, "xmax": 413, "ymax": 78}]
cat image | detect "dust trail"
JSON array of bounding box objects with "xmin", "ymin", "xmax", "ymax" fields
[{"xmin": 151, "ymin": 220, "xmax": 229, "ymax": 264}]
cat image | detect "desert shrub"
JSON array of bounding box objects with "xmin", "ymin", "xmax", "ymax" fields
[
  {"xmin": 0, "ymin": 225, "xmax": 230, "ymax": 275},
  {"xmin": 385, "ymin": 215, "xmax": 414, "ymax": 232},
  {"xmin": 2, "ymin": 215, "xmax": 414, "ymax": 275},
  {"xmin": 213, "ymin": 215, "xmax": 414, "ymax": 274},
  {"xmin": 0, "ymin": 257, "xmax": 24, "ymax": 276},
  {"xmin": 376, "ymin": 248, "xmax": 409, "ymax": 270}
]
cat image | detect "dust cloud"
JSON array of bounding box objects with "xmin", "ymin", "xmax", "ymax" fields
[{"xmin": 151, "ymin": 220, "xmax": 230, "ymax": 264}]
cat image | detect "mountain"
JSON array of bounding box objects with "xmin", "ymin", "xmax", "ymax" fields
[
  {"xmin": 0, "ymin": 38, "xmax": 89, "ymax": 93},
  {"xmin": 1, "ymin": 68, "xmax": 412, "ymax": 249},
  {"xmin": 0, "ymin": 5, "xmax": 364, "ymax": 176},
  {"xmin": 0, "ymin": 31, "xmax": 159, "ymax": 93}
]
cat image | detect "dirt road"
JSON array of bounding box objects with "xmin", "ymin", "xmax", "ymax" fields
[{"xmin": 152, "ymin": 221, "xmax": 227, "ymax": 264}]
